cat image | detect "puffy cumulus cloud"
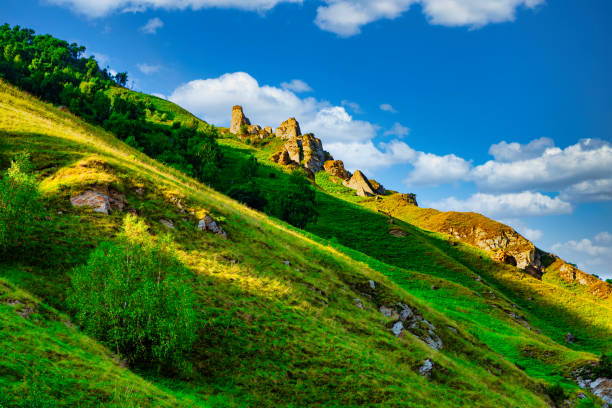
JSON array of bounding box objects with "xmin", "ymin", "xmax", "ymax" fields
[
  {"xmin": 325, "ymin": 139, "xmax": 416, "ymax": 174},
  {"xmin": 380, "ymin": 103, "xmax": 397, "ymax": 113},
  {"xmin": 420, "ymin": 0, "xmax": 544, "ymax": 27},
  {"xmin": 315, "ymin": 0, "xmax": 544, "ymax": 36},
  {"xmin": 137, "ymin": 63, "xmax": 161, "ymax": 74},
  {"xmin": 140, "ymin": 17, "xmax": 163, "ymax": 34},
  {"xmin": 427, "ymin": 191, "xmax": 573, "ymax": 218},
  {"xmin": 168, "ymin": 72, "xmax": 376, "ymax": 144},
  {"xmin": 551, "ymin": 233, "xmax": 612, "ymax": 280},
  {"xmin": 280, "ymin": 79, "xmax": 312, "ymax": 93},
  {"xmin": 46, "ymin": 0, "xmax": 302, "ymax": 18},
  {"xmin": 383, "ymin": 122, "xmax": 410, "ymax": 137},
  {"xmin": 405, "ymin": 152, "xmax": 471, "ymax": 186},
  {"xmin": 559, "ymin": 178, "xmax": 612, "ymax": 203},
  {"xmin": 472, "ymin": 139, "xmax": 612, "ymax": 195},
  {"xmin": 341, "ymin": 100, "xmax": 363, "ymax": 114},
  {"xmin": 488, "ymin": 137, "xmax": 554, "ymax": 162}
]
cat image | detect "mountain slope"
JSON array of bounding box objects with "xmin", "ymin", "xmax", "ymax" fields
[{"xmin": 0, "ymin": 80, "xmax": 576, "ymax": 407}]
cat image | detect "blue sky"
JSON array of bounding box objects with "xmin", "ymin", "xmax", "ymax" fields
[{"xmin": 3, "ymin": 0, "xmax": 612, "ymax": 278}]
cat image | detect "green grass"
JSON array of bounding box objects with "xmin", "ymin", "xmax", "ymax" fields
[{"xmin": 0, "ymin": 80, "xmax": 609, "ymax": 407}]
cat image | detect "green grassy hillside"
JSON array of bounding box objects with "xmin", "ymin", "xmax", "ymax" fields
[{"xmin": 1, "ymin": 78, "xmax": 610, "ymax": 408}]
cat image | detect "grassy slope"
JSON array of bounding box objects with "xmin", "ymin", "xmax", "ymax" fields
[
  {"xmin": 136, "ymin": 89, "xmax": 611, "ymax": 405},
  {"xmin": 0, "ymin": 81, "xmax": 570, "ymax": 407}
]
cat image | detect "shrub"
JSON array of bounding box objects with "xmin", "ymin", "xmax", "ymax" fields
[
  {"xmin": 593, "ymin": 354, "xmax": 612, "ymax": 379},
  {"xmin": 227, "ymin": 182, "xmax": 268, "ymax": 211},
  {"xmin": 0, "ymin": 153, "xmax": 45, "ymax": 257},
  {"xmin": 274, "ymin": 171, "xmax": 317, "ymax": 228},
  {"xmin": 546, "ymin": 383, "xmax": 565, "ymax": 403},
  {"xmin": 68, "ymin": 215, "xmax": 198, "ymax": 372}
]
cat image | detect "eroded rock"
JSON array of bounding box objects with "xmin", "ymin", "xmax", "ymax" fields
[
  {"xmin": 198, "ymin": 215, "xmax": 227, "ymax": 239},
  {"xmin": 230, "ymin": 105, "xmax": 251, "ymax": 134},
  {"xmin": 324, "ymin": 160, "xmax": 350, "ymax": 180},
  {"xmin": 70, "ymin": 188, "xmax": 126, "ymax": 215},
  {"xmin": 419, "ymin": 359, "xmax": 434, "ymax": 377},
  {"xmin": 343, "ymin": 170, "xmax": 378, "ymax": 197},
  {"xmin": 275, "ymin": 117, "xmax": 301, "ymax": 139}
]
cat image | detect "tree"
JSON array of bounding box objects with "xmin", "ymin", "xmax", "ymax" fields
[
  {"xmin": 114, "ymin": 71, "xmax": 128, "ymax": 87},
  {"xmin": 227, "ymin": 182, "xmax": 268, "ymax": 211},
  {"xmin": 68, "ymin": 215, "xmax": 198, "ymax": 372},
  {"xmin": 0, "ymin": 153, "xmax": 45, "ymax": 257}
]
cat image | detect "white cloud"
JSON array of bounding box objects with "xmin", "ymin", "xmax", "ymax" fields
[
  {"xmin": 428, "ymin": 191, "xmax": 573, "ymax": 218},
  {"xmin": 405, "ymin": 152, "xmax": 471, "ymax": 186},
  {"xmin": 383, "ymin": 122, "xmax": 410, "ymax": 137},
  {"xmin": 46, "ymin": 0, "xmax": 544, "ymax": 35},
  {"xmin": 488, "ymin": 137, "xmax": 554, "ymax": 162},
  {"xmin": 325, "ymin": 140, "xmax": 416, "ymax": 174},
  {"xmin": 137, "ymin": 63, "xmax": 161, "ymax": 74},
  {"xmin": 140, "ymin": 17, "xmax": 163, "ymax": 34},
  {"xmin": 559, "ymin": 178, "xmax": 612, "ymax": 203},
  {"xmin": 380, "ymin": 103, "xmax": 397, "ymax": 113},
  {"xmin": 315, "ymin": 0, "xmax": 544, "ymax": 36},
  {"xmin": 473, "ymin": 139, "xmax": 612, "ymax": 194},
  {"xmin": 46, "ymin": 0, "xmax": 302, "ymax": 18},
  {"xmin": 280, "ymin": 79, "xmax": 312, "ymax": 93},
  {"xmin": 341, "ymin": 100, "xmax": 363, "ymax": 114},
  {"xmin": 91, "ymin": 52, "xmax": 110, "ymax": 66},
  {"xmin": 551, "ymin": 233, "xmax": 612, "ymax": 280}
]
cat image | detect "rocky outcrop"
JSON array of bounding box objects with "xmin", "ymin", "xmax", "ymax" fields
[
  {"xmin": 264, "ymin": 126, "xmax": 273, "ymax": 134},
  {"xmin": 324, "ymin": 160, "xmax": 350, "ymax": 180},
  {"xmin": 301, "ymin": 134, "xmax": 326, "ymax": 173},
  {"xmin": 230, "ymin": 105, "xmax": 251, "ymax": 134},
  {"xmin": 275, "ymin": 117, "xmax": 301, "ymax": 139},
  {"xmin": 369, "ymin": 179, "xmax": 386, "ymax": 195},
  {"xmin": 555, "ymin": 260, "xmax": 611, "ymax": 298},
  {"xmin": 270, "ymin": 150, "xmax": 297, "ymax": 166},
  {"xmin": 343, "ymin": 170, "xmax": 377, "ymax": 197},
  {"xmin": 70, "ymin": 188, "xmax": 126, "ymax": 215},
  {"xmin": 271, "ymin": 134, "xmax": 328, "ymax": 173},
  {"xmin": 198, "ymin": 215, "xmax": 227, "ymax": 239},
  {"xmin": 246, "ymin": 124, "xmax": 261, "ymax": 135}
]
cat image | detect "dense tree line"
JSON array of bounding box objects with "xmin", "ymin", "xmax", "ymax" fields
[{"xmin": 0, "ymin": 24, "xmax": 222, "ymax": 181}]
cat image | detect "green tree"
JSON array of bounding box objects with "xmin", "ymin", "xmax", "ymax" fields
[
  {"xmin": 68, "ymin": 215, "xmax": 198, "ymax": 372},
  {"xmin": 0, "ymin": 153, "xmax": 45, "ymax": 257}
]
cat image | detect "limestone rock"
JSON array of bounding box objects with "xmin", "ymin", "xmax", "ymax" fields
[
  {"xmin": 324, "ymin": 160, "xmax": 350, "ymax": 180},
  {"xmin": 285, "ymin": 137, "xmax": 302, "ymax": 164},
  {"xmin": 591, "ymin": 378, "xmax": 612, "ymax": 404},
  {"xmin": 247, "ymin": 124, "xmax": 261, "ymax": 135},
  {"xmin": 275, "ymin": 117, "xmax": 301, "ymax": 139},
  {"xmin": 270, "ymin": 150, "xmax": 296, "ymax": 166},
  {"xmin": 419, "ymin": 359, "xmax": 434, "ymax": 377},
  {"xmin": 343, "ymin": 170, "xmax": 377, "ymax": 197},
  {"xmin": 264, "ymin": 126, "xmax": 273, "ymax": 134},
  {"xmin": 198, "ymin": 215, "xmax": 227, "ymax": 239},
  {"xmin": 369, "ymin": 179, "xmax": 386, "ymax": 195},
  {"xmin": 391, "ymin": 321, "xmax": 404, "ymax": 337},
  {"xmin": 160, "ymin": 219, "xmax": 174, "ymax": 229},
  {"xmin": 230, "ymin": 105, "xmax": 251, "ymax": 134},
  {"xmin": 354, "ymin": 298, "xmax": 365, "ymax": 309},
  {"xmin": 300, "ymin": 134, "xmax": 326, "ymax": 173},
  {"xmin": 565, "ymin": 332, "xmax": 577, "ymax": 343},
  {"xmin": 70, "ymin": 188, "xmax": 126, "ymax": 215}
]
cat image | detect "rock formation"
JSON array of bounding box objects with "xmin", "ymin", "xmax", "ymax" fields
[
  {"xmin": 275, "ymin": 117, "xmax": 301, "ymax": 139},
  {"xmin": 271, "ymin": 133, "xmax": 329, "ymax": 173},
  {"xmin": 369, "ymin": 179, "xmax": 386, "ymax": 195},
  {"xmin": 230, "ymin": 105, "xmax": 251, "ymax": 134},
  {"xmin": 70, "ymin": 188, "xmax": 126, "ymax": 215},
  {"xmin": 343, "ymin": 170, "xmax": 378, "ymax": 197},
  {"xmin": 324, "ymin": 160, "xmax": 350, "ymax": 180}
]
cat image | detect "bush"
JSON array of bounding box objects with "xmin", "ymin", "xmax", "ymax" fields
[
  {"xmin": 0, "ymin": 153, "xmax": 45, "ymax": 257},
  {"xmin": 593, "ymin": 354, "xmax": 612, "ymax": 378},
  {"xmin": 227, "ymin": 182, "xmax": 268, "ymax": 211},
  {"xmin": 546, "ymin": 383, "xmax": 566, "ymax": 403},
  {"xmin": 274, "ymin": 171, "xmax": 317, "ymax": 228},
  {"xmin": 68, "ymin": 215, "xmax": 198, "ymax": 372}
]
